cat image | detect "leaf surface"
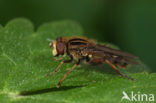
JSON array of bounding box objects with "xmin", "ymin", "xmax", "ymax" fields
[{"xmin": 0, "ymin": 18, "xmax": 155, "ymax": 103}]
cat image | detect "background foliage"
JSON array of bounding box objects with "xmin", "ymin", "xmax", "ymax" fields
[
  {"xmin": 0, "ymin": 0, "xmax": 156, "ymax": 72},
  {"xmin": 0, "ymin": 0, "xmax": 156, "ymax": 103},
  {"xmin": 0, "ymin": 18, "xmax": 155, "ymax": 103}
]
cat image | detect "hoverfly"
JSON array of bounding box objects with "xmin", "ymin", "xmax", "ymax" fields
[{"xmin": 46, "ymin": 36, "xmax": 139, "ymax": 88}]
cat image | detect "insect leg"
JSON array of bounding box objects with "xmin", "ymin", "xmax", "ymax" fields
[
  {"xmin": 54, "ymin": 54, "xmax": 68, "ymax": 61},
  {"xmin": 57, "ymin": 60, "xmax": 80, "ymax": 88},
  {"xmin": 46, "ymin": 61, "xmax": 64, "ymax": 76},
  {"xmin": 46, "ymin": 56, "xmax": 73, "ymax": 76},
  {"xmin": 54, "ymin": 57, "xmax": 64, "ymax": 61},
  {"xmin": 105, "ymin": 59, "xmax": 135, "ymax": 81}
]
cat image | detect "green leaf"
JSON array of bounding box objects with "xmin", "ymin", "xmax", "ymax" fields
[{"xmin": 0, "ymin": 18, "xmax": 155, "ymax": 103}]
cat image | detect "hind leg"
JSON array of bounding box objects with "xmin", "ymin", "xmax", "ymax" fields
[{"xmin": 105, "ymin": 59, "xmax": 135, "ymax": 81}]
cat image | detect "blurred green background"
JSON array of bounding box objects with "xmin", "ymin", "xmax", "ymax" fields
[{"xmin": 0, "ymin": 0, "xmax": 156, "ymax": 72}]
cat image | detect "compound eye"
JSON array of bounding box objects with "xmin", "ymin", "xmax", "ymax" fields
[
  {"xmin": 56, "ymin": 42, "xmax": 65, "ymax": 55},
  {"xmin": 49, "ymin": 42, "xmax": 53, "ymax": 48}
]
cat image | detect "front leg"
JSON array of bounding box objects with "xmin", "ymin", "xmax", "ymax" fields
[
  {"xmin": 46, "ymin": 55, "xmax": 73, "ymax": 76},
  {"xmin": 54, "ymin": 57, "xmax": 63, "ymax": 61},
  {"xmin": 57, "ymin": 59, "xmax": 80, "ymax": 88},
  {"xmin": 53, "ymin": 54, "xmax": 67, "ymax": 61}
]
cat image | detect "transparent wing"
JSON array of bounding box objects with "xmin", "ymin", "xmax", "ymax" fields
[{"xmin": 87, "ymin": 44, "xmax": 139, "ymax": 65}]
